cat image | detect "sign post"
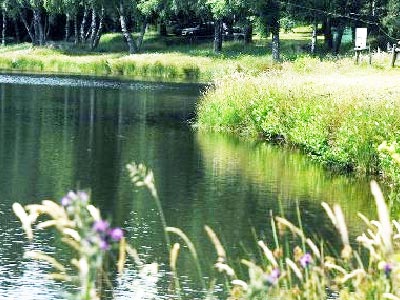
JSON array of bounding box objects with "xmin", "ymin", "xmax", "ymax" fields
[{"xmin": 354, "ymin": 28, "xmax": 369, "ymax": 64}]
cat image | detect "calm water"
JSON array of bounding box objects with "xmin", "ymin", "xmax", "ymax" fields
[{"xmin": 0, "ymin": 74, "xmax": 375, "ymax": 299}]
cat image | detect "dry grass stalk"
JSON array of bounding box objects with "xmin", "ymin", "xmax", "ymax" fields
[
  {"xmin": 341, "ymin": 269, "xmax": 366, "ymax": 284},
  {"xmin": 170, "ymin": 243, "xmax": 180, "ymax": 271},
  {"xmin": 324, "ymin": 262, "xmax": 347, "ymax": 275},
  {"xmin": 166, "ymin": 227, "xmax": 199, "ymax": 262},
  {"xmin": 215, "ymin": 262, "xmax": 235, "ymax": 277},
  {"xmin": 125, "ymin": 244, "xmax": 143, "ymax": 267},
  {"xmin": 371, "ymin": 180, "xmax": 393, "ymax": 254},
  {"xmin": 333, "ymin": 205, "xmax": 349, "ymax": 247},
  {"xmin": 275, "ymin": 217, "xmax": 305, "ymax": 239},
  {"xmin": 258, "ymin": 241, "xmax": 278, "ymax": 267},
  {"xmin": 321, "ymin": 202, "xmax": 337, "ymax": 226},
  {"xmin": 117, "ymin": 237, "xmax": 127, "ymax": 276},
  {"xmin": 12, "ymin": 203, "xmax": 33, "ymax": 240},
  {"xmin": 24, "ymin": 250, "xmax": 66, "ymax": 272},
  {"xmin": 205, "ymin": 225, "xmax": 226, "ymax": 263},
  {"xmin": 306, "ymin": 238, "xmax": 321, "ymax": 259},
  {"xmin": 286, "ymin": 258, "xmax": 303, "ymax": 281}
]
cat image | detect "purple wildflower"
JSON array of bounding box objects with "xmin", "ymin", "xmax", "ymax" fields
[
  {"xmin": 61, "ymin": 196, "xmax": 72, "ymax": 206},
  {"xmin": 99, "ymin": 239, "xmax": 110, "ymax": 251},
  {"xmin": 93, "ymin": 220, "xmax": 110, "ymax": 232},
  {"xmin": 300, "ymin": 253, "xmax": 313, "ymax": 268},
  {"xmin": 61, "ymin": 191, "xmax": 77, "ymax": 206},
  {"xmin": 77, "ymin": 191, "xmax": 89, "ymax": 203},
  {"xmin": 109, "ymin": 227, "xmax": 124, "ymax": 241},
  {"xmin": 384, "ymin": 263, "xmax": 393, "ymax": 277},
  {"xmin": 264, "ymin": 268, "xmax": 281, "ymax": 286}
]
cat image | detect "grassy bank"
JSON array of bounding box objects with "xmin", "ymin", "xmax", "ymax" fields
[
  {"xmin": 196, "ymin": 60, "xmax": 400, "ymax": 182},
  {"xmin": 0, "ymin": 34, "xmax": 280, "ymax": 82},
  {"xmin": 0, "ymin": 31, "xmax": 396, "ymax": 82}
]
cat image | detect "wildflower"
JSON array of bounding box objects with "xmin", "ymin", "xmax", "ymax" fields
[
  {"xmin": 93, "ymin": 220, "xmax": 109, "ymax": 232},
  {"xmin": 61, "ymin": 191, "xmax": 77, "ymax": 206},
  {"xmin": 379, "ymin": 261, "xmax": 393, "ymax": 278},
  {"xmin": 99, "ymin": 239, "xmax": 110, "ymax": 251},
  {"xmin": 109, "ymin": 227, "xmax": 124, "ymax": 241},
  {"xmin": 61, "ymin": 190, "xmax": 88, "ymax": 206},
  {"xmin": 77, "ymin": 191, "xmax": 89, "ymax": 203},
  {"xmin": 384, "ymin": 263, "xmax": 393, "ymax": 277},
  {"xmin": 300, "ymin": 253, "xmax": 313, "ymax": 268},
  {"xmin": 264, "ymin": 268, "xmax": 281, "ymax": 285}
]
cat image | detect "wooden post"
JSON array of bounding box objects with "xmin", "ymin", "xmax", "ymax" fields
[
  {"xmin": 368, "ymin": 45, "xmax": 372, "ymax": 65},
  {"xmin": 391, "ymin": 44, "xmax": 397, "ymax": 68},
  {"xmin": 355, "ymin": 50, "xmax": 360, "ymax": 64}
]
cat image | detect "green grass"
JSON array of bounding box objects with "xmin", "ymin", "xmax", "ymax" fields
[{"xmin": 196, "ymin": 62, "xmax": 400, "ymax": 182}]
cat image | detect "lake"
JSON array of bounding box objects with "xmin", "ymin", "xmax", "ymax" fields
[{"xmin": 0, "ymin": 75, "xmax": 375, "ymax": 299}]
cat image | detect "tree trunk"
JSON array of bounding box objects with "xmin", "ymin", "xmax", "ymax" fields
[
  {"xmin": 13, "ymin": 19, "xmax": 20, "ymax": 43},
  {"xmin": 136, "ymin": 21, "xmax": 147, "ymax": 52},
  {"xmin": 323, "ymin": 17, "xmax": 333, "ymax": 50},
  {"xmin": 213, "ymin": 19, "xmax": 222, "ymax": 53},
  {"xmin": 159, "ymin": 21, "xmax": 167, "ymax": 36},
  {"xmin": 74, "ymin": 14, "xmax": 79, "ymax": 44},
  {"xmin": 65, "ymin": 12, "xmax": 71, "ymax": 41},
  {"xmin": 271, "ymin": 32, "xmax": 280, "ymax": 61},
  {"xmin": 2, "ymin": 10, "xmax": 6, "ymax": 46},
  {"xmin": 80, "ymin": 5, "xmax": 89, "ymax": 42},
  {"xmin": 334, "ymin": 23, "xmax": 345, "ymax": 55},
  {"xmin": 20, "ymin": 12, "xmax": 35, "ymax": 44},
  {"xmin": 244, "ymin": 21, "xmax": 252, "ymax": 44},
  {"xmin": 33, "ymin": 8, "xmax": 44, "ymax": 45},
  {"xmin": 91, "ymin": 6, "xmax": 104, "ymax": 50},
  {"xmin": 311, "ymin": 20, "xmax": 317, "ymax": 54},
  {"xmin": 89, "ymin": 6, "xmax": 97, "ymax": 46},
  {"xmin": 119, "ymin": 2, "xmax": 138, "ymax": 54}
]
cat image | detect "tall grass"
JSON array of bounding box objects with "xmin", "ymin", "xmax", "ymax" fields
[
  {"xmin": 13, "ymin": 161, "xmax": 400, "ymax": 300},
  {"xmin": 196, "ymin": 68, "xmax": 400, "ymax": 183}
]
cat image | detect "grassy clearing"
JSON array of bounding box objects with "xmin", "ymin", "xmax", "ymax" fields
[{"xmin": 196, "ymin": 60, "xmax": 400, "ymax": 182}]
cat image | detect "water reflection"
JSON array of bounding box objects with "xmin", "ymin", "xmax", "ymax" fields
[{"xmin": 0, "ymin": 76, "xmax": 376, "ymax": 299}]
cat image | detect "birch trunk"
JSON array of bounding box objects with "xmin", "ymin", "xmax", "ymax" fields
[
  {"xmin": 80, "ymin": 5, "xmax": 89, "ymax": 42},
  {"xmin": 20, "ymin": 12, "xmax": 34, "ymax": 43},
  {"xmin": 213, "ymin": 19, "xmax": 222, "ymax": 53},
  {"xmin": 2, "ymin": 10, "xmax": 6, "ymax": 46},
  {"xmin": 91, "ymin": 6, "xmax": 104, "ymax": 50},
  {"xmin": 271, "ymin": 31, "xmax": 280, "ymax": 61},
  {"xmin": 74, "ymin": 14, "xmax": 79, "ymax": 44},
  {"xmin": 136, "ymin": 21, "xmax": 147, "ymax": 52},
  {"xmin": 65, "ymin": 12, "xmax": 71, "ymax": 41},
  {"xmin": 33, "ymin": 9, "xmax": 44, "ymax": 45},
  {"xmin": 311, "ymin": 20, "xmax": 317, "ymax": 54},
  {"xmin": 89, "ymin": 6, "xmax": 97, "ymax": 46},
  {"xmin": 119, "ymin": 3, "xmax": 138, "ymax": 54}
]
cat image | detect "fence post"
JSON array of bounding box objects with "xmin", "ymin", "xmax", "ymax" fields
[{"xmin": 391, "ymin": 43, "xmax": 397, "ymax": 68}]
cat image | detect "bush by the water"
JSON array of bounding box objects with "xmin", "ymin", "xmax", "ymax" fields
[{"xmin": 196, "ymin": 64, "xmax": 400, "ymax": 182}]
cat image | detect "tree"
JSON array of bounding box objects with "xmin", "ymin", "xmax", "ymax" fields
[
  {"xmin": 254, "ymin": 0, "xmax": 281, "ymax": 61},
  {"xmin": 116, "ymin": 0, "xmax": 162, "ymax": 54},
  {"xmin": 383, "ymin": 0, "xmax": 400, "ymax": 39}
]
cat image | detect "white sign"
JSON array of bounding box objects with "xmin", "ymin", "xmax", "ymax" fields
[{"xmin": 355, "ymin": 28, "xmax": 367, "ymax": 50}]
